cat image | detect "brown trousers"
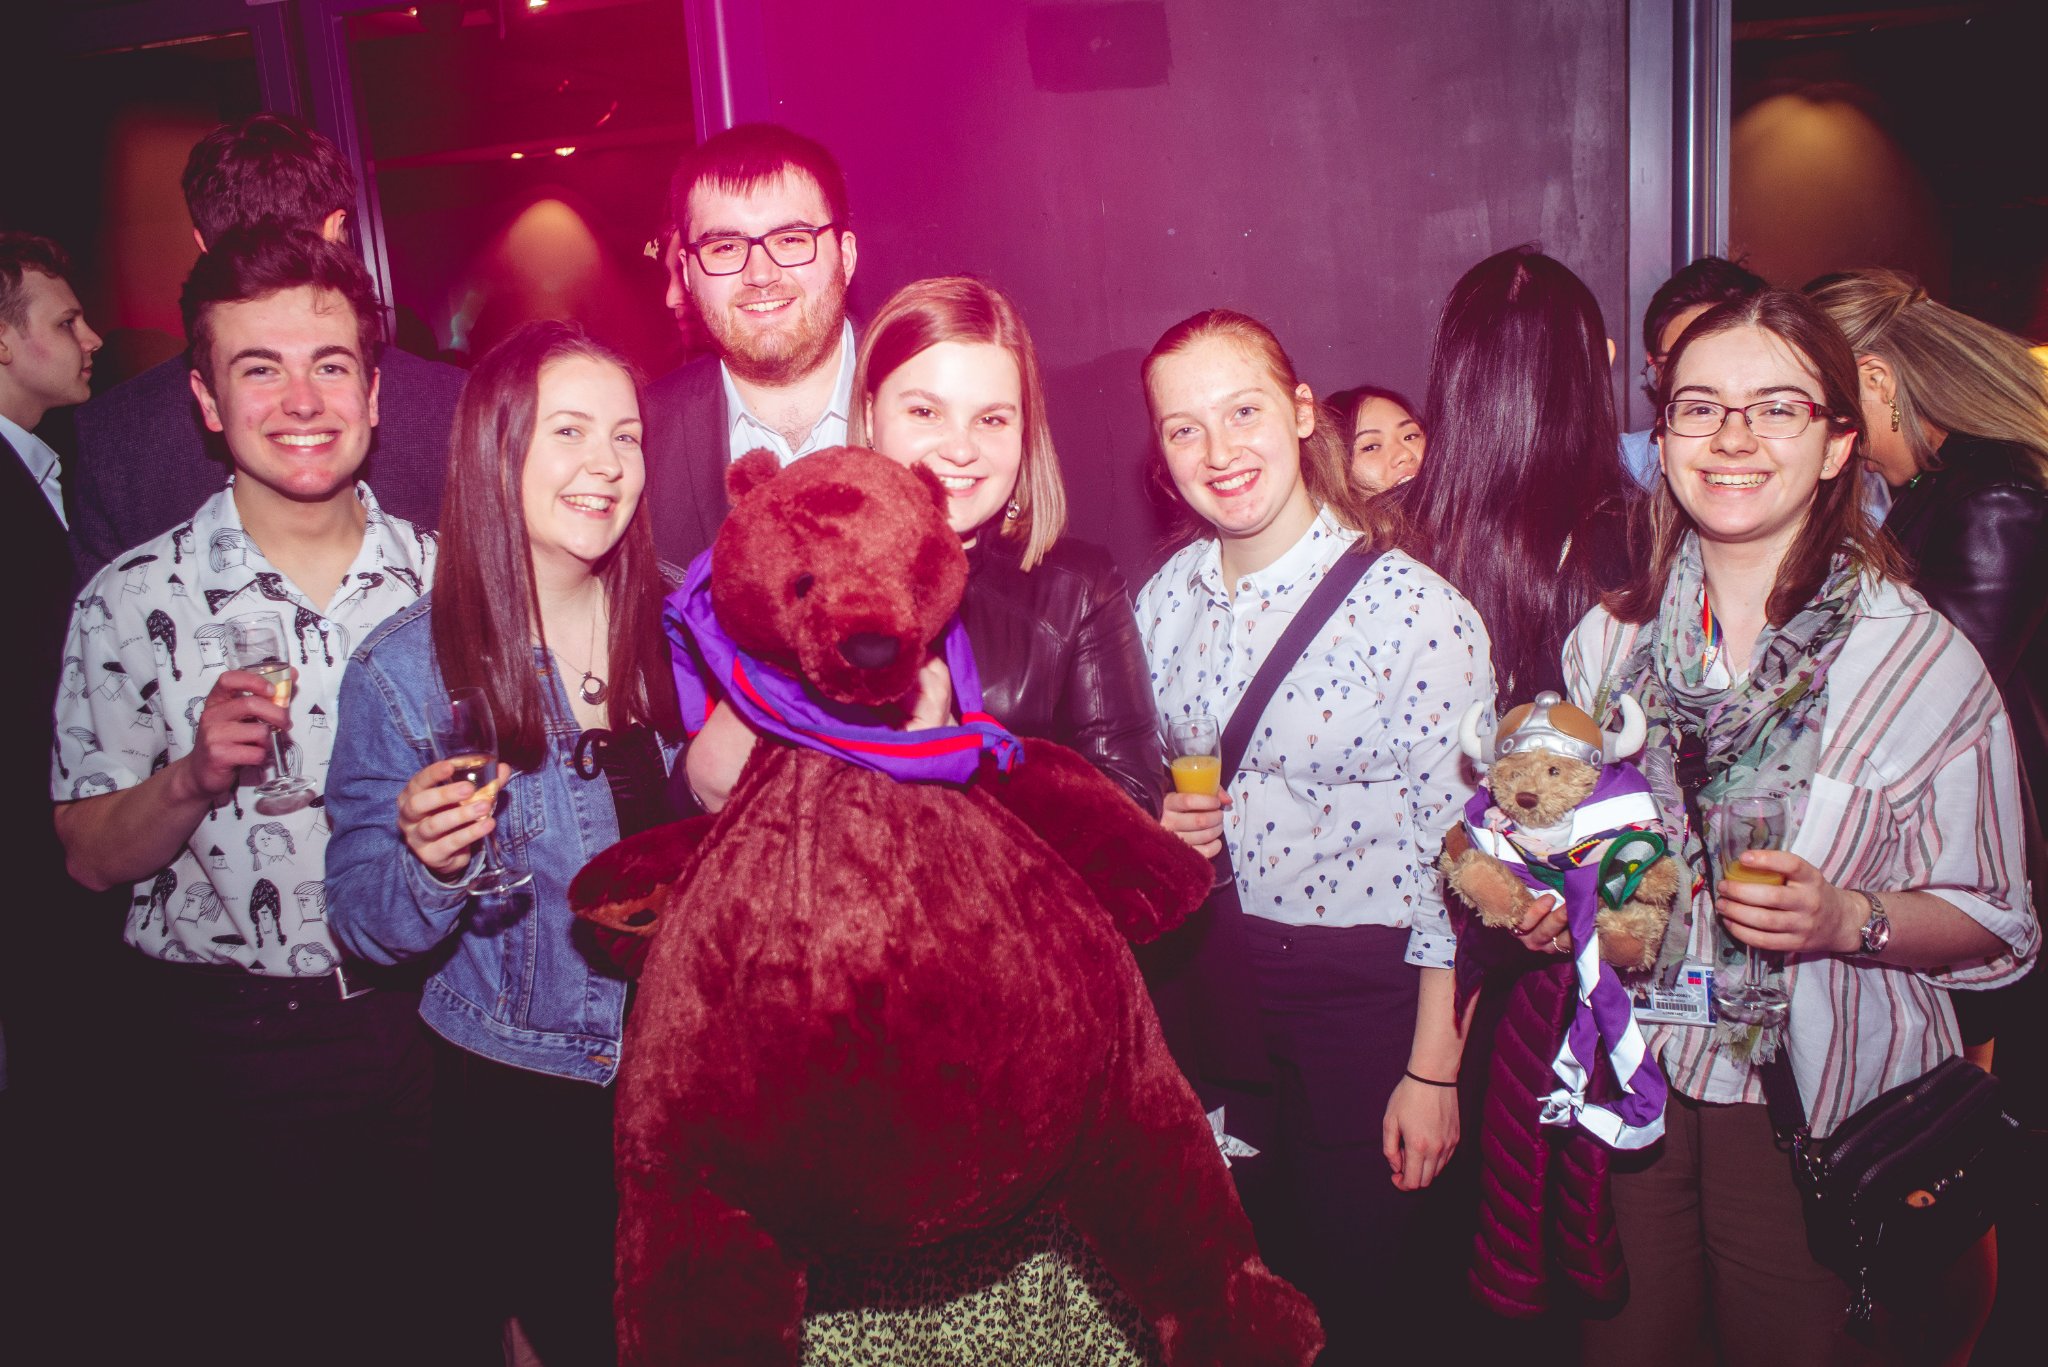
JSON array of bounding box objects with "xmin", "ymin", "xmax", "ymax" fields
[{"xmin": 1582, "ymin": 1093, "xmax": 1890, "ymax": 1367}]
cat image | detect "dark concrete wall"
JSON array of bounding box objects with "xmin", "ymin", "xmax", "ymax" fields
[{"xmin": 740, "ymin": 0, "xmax": 1631, "ymax": 580}]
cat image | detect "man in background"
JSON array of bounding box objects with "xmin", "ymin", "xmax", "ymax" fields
[
  {"xmin": 71, "ymin": 112, "xmax": 462, "ymax": 577},
  {"xmin": 643, "ymin": 122, "xmax": 859, "ymax": 568}
]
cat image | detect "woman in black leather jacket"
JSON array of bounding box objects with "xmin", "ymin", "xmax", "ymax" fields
[
  {"xmin": 683, "ymin": 277, "xmax": 1163, "ymax": 821},
  {"xmin": 1809, "ymin": 269, "xmax": 2048, "ymax": 1360},
  {"xmin": 846, "ymin": 274, "xmax": 1165, "ymax": 814},
  {"xmin": 798, "ymin": 276, "xmax": 1169, "ymax": 1357},
  {"xmin": 1811, "ymin": 270, "xmax": 2048, "ymax": 898}
]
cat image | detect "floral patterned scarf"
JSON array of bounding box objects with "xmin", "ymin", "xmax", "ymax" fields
[{"xmin": 1607, "ymin": 534, "xmax": 1861, "ymax": 1059}]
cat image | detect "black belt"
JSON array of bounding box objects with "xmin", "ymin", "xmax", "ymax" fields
[{"xmin": 122, "ymin": 951, "xmax": 380, "ymax": 1001}]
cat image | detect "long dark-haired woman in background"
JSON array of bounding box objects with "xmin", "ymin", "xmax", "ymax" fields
[
  {"xmin": 327, "ymin": 320, "xmax": 682, "ymax": 1364},
  {"xmin": 1387, "ymin": 245, "xmax": 1641, "ymax": 710},
  {"xmin": 1381, "ymin": 247, "xmax": 1650, "ymax": 1348}
]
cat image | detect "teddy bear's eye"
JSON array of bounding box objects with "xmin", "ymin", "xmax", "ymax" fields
[
  {"xmin": 1547, "ymin": 765, "xmax": 1558, "ymax": 777},
  {"xmin": 792, "ymin": 573, "xmax": 815, "ymax": 599}
]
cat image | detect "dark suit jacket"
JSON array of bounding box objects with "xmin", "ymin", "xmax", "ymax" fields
[
  {"xmin": 642, "ymin": 353, "xmax": 731, "ymax": 572},
  {"xmin": 643, "ymin": 323, "xmax": 865, "ymax": 570},
  {"xmin": 1, "ymin": 432, "xmax": 125, "ymax": 1095},
  {"xmin": 70, "ymin": 345, "xmax": 466, "ymax": 578}
]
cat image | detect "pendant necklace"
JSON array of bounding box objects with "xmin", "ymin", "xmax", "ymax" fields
[{"xmin": 554, "ymin": 604, "xmax": 609, "ymax": 707}]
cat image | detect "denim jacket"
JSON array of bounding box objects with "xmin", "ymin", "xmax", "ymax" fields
[{"xmin": 325, "ymin": 594, "xmax": 674, "ymax": 1084}]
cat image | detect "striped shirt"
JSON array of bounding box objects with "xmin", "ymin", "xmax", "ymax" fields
[{"xmin": 1565, "ymin": 577, "xmax": 2038, "ymax": 1137}]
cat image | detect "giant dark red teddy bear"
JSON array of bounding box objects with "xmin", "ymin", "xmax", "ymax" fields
[{"xmin": 571, "ymin": 448, "xmax": 1321, "ymax": 1366}]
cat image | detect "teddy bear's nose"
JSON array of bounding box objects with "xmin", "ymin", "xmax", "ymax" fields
[
  {"xmin": 1515, "ymin": 790, "xmax": 1541, "ymax": 810},
  {"xmin": 838, "ymin": 632, "xmax": 900, "ymax": 670}
]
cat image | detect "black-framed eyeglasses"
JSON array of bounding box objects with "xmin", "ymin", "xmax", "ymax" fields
[
  {"xmin": 1662, "ymin": 397, "xmax": 1830, "ymax": 439},
  {"xmin": 681, "ymin": 222, "xmax": 841, "ymax": 276}
]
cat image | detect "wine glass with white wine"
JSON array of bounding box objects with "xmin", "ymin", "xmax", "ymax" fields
[
  {"xmin": 1711, "ymin": 789, "xmax": 1792, "ymax": 1026},
  {"xmin": 428, "ymin": 687, "xmax": 533, "ymax": 896},
  {"xmin": 225, "ymin": 613, "xmax": 315, "ymax": 815}
]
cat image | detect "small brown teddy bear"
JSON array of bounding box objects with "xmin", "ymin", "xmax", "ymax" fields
[
  {"xmin": 1440, "ymin": 691, "xmax": 1676, "ymax": 971},
  {"xmin": 571, "ymin": 448, "xmax": 1323, "ymax": 1367}
]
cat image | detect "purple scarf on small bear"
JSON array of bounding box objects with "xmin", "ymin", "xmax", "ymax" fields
[
  {"xmin": 1462, "ymin": 764, "xmax": 1668, "ymax": 1150},
  {"xmin": 666, "ymin": 549, "xmax": 1022, "ymax": 785}
]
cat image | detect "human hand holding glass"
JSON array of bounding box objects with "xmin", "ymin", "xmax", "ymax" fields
[
  {"xmin": 427, "ymin": 687, "xmax": 532, "ymax": 895},
  {"xmin": 1167, "ymin": 714, "xmax": 1223, "ymax": 796},
  {"xmin": 225, "ymin": 613, "xmax": 315, "ymax": 815},
  {"xmin": 1712, "ymin": 790, "xmax": 1792, "ymax": 1024}
]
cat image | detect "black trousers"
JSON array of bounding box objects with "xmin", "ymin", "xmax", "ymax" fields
[
  {"xmin": 89, "ymin": 952, "xmax": 444, "ymax": 1367},
  {"xmin": 433, "ymin": 1040, "xmax": 621, "ymax": 1367},
  {"xmin": 1241, "ymin": 919, "xmax": 1431, "ymax": 1367}
]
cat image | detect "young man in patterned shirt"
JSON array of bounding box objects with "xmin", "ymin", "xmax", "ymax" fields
[{"xmin": 49, "ymin": 227, "xmax": 446, "ymax": 1364}]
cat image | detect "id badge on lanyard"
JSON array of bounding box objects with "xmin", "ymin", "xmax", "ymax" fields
[{"xmin": 1630, "ymin": 959, "xmax": 1717, "ymax": 1027}]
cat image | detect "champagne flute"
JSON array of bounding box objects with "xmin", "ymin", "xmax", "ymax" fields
[
  {"xmin": 225, "ymin": 613, "xmax": 315, "ymax": 815},
  {"xmin": 1167, "ymin": 715, "xmax": 1223, "ymax": 796},
  {"xmin": 429, "ymin": 687, "xmax": 532, "ymax": 895},
  {"xmin": 1712, "ymin": 789, "xmax": 1792, "ymax": 1024}
]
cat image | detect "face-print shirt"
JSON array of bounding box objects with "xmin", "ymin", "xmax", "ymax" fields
[
  {"xmin": 1137, "ymin": 509, "xmax": 1494, "ymax": 967},
  {"xmin": 52, "ymin": 481, "xmax": 436, "ymax": 977}
]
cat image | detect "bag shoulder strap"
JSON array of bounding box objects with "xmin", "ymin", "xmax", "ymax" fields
[{"xmin": 1219, "ymin": 543, "xmax": 1385, "ymax": 784}]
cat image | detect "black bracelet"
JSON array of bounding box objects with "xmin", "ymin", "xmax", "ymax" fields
[{"xmin": 1403, "ymin": 1068, "xmax": 1458, "ymax": 1088}]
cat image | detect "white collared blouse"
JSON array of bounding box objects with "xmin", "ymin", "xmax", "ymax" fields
[{"xmin": 1137, "ymin": 510, "xmax": 1494, "ymax": 966}]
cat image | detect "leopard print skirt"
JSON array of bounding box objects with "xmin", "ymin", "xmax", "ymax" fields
[{"xmin": 800, "ymin": 1208, "xmax": 1161, "ymax": 1366}]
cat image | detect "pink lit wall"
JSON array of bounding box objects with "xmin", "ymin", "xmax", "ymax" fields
[{"xmin": 734, "ymin": 0, "xmax": 1634, "ymax": 576}]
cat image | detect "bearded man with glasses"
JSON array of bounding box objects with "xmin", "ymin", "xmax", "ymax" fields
[{"xmin": 641, "ymin": 123, "xmax": 860, "ymax": 571}]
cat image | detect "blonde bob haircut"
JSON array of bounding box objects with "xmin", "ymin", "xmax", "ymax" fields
[
  {"xmin": 1809, "ymin": 268, "xmax": 2048, "ymax": 483},
  {"xmin": 849, "ymin": 275, "xmax": 1067, "ymax": 570}
]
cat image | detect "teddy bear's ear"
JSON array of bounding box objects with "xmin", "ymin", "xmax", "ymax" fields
[
  {"xmin": 904, "ymin": 460, "xmax": 949, "ymax": 515},
  {"xmin": 727, "ymin": 448, "xmax": 782, "ymax": 503}
]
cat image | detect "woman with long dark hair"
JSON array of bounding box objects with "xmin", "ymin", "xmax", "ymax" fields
[
  {"xmin": 326, "ymin": 320, "xmax": 681, "ymax": 1363},
  {"xmin": 1569, "ymin": 289, "xmax": 2034, "ymax": 1365},
  {"xmin": 1387, "ymin": 246, "xmax": 1641, "ymax": 711}
]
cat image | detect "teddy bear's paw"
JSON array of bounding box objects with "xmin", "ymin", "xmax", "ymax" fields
[
  {"xmin": 1444, "ymin": 847, "xmax": 1535, "ymax": 931},
  {"xmin": 1594, "ymin": 903, "xmax": 1668, "ymax": 973},
  {"xmin": 570, "ymin": 815, "xmax": 716, "ymax": 974},
  {"xmin": 1156, "ymin": 1259, "xmax": 1324, "ymax": 1367}
]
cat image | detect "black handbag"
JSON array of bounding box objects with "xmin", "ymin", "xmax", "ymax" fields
[
  {"xmin": 1764, "ymin": 1049, "xmax": 2020, "ymax": 1336},
  {"xmin": 1670, "ymin": 726, "xmax": 2023, "ymax": 1337},
  {"xmin": 1135, "ymin": 544, "xmax": 1385, "ymax": 1151}
]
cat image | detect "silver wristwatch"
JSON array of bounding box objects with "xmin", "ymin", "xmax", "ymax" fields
[{"xmin": 1856, "ymin": 891, "xmax": 1892, "ymax": 956}]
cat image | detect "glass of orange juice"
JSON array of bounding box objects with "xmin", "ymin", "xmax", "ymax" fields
[
  {"xmin": 1167, "ymin": 715, "xmax": 1222, "ymax": 796},
  {"xmin": 1713, "ymin": 789, "xmax": 1791, "ymax": 1023}
]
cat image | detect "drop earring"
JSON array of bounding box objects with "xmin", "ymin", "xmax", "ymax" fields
[
  {"xmin": 1003, "ymin": 498, "xmax": 1021, "ymax": 522},
  {"xmin": 1890, "ymin": 401, "xmax": 1901, "ymax": 432}
]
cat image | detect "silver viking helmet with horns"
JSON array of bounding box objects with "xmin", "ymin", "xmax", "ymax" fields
[{"xmin": 1458, "ymin": 690, "xmax": 1647, "ymax": 770}]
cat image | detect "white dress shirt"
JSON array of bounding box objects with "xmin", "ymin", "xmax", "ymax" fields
[
  {"xmin": 1137, "ymin": 509, "xmax": 1494, "ymax": 967},
  {"xmin": 0, "ymin": 411, "xmax": 67, "ymax": 528},
  {"xmin": 721, "ymin": 320, "xmax": 856, "ymax": 466}
]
